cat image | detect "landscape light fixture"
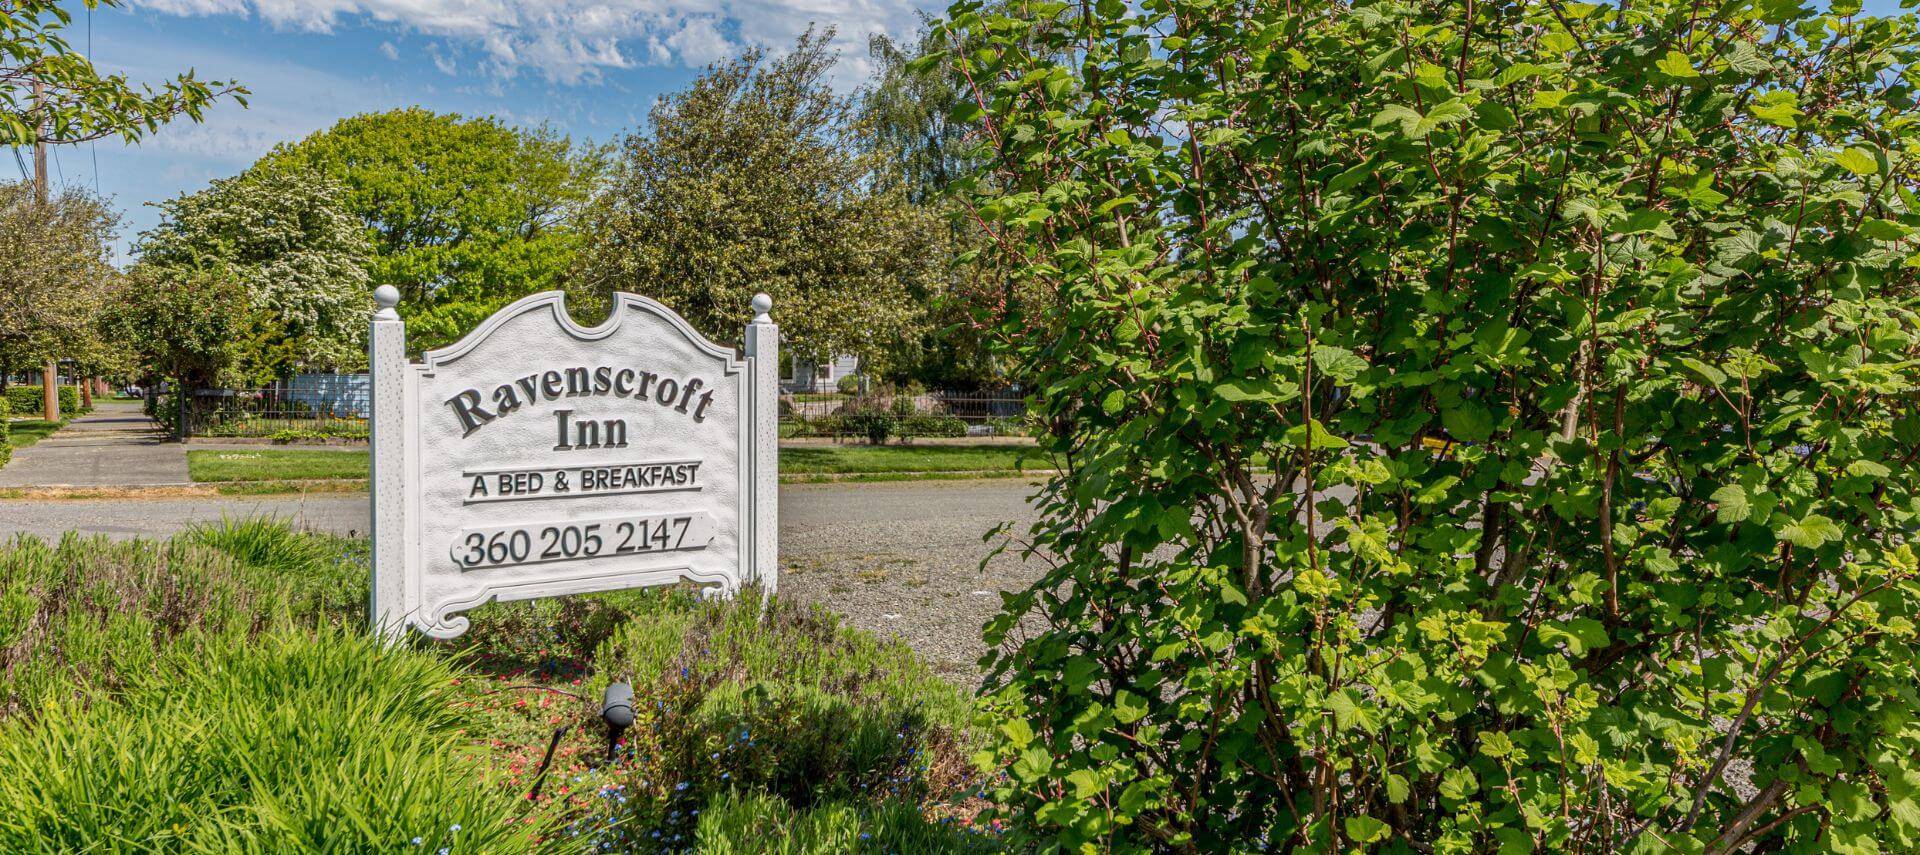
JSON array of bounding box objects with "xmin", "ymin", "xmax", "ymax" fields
[{"xmin": 601, "ymin": 681, "xmax": 635, "ymax": 761}]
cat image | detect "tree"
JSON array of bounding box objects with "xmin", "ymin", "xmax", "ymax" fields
[
  {"xmin": 0, "ymin": 0, "xmax": 244, "ymax": 147},
  {"xmin": 944, "ymin": 0, "xmax": 1920, "ymax": 851},
  {"xmin": 137, "ymin": 165, "xmax": 371, "ymax": 380},
  {"xmin": 261, "ymin": 109, "xmax": 603, "ymax": 351},
  {"xmin": 0, "ymin": 182, "xmax": 117, "ymax": 385},
  {"xmin": 576, "ymin": 31, "xmax": 941, "ymax": 371},
  {"xmin": 107, "ymin": 264, "xmax": 248, "ymax": 435}
]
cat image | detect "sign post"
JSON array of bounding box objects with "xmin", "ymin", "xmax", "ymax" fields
[{"xmin": 368, "ymin": 286, "xmax": 779, "ymax": 640}]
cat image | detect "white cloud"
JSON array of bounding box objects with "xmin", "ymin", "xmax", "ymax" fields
[
  {"xmin": 130, "ymin": 0, "xmax": 931, "ymax": 84},
  {"xmin": 379, "ymin": 40, "xmax": 400, "ymax": 60}
]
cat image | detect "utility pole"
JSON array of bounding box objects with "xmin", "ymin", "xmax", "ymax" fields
[{"xmin": 32, "ymin": 78, "xmax": 57, "ymax": 423}]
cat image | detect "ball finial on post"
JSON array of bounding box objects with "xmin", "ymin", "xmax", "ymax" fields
[
  {"xmin": 373, "ymin": 285, "xmax": 401, "ymax": 320},
  {"xmin": 750, "ymin": 293, "xmax": 773, "ymax": 323}
]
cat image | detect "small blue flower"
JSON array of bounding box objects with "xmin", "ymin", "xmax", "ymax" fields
[
  {"xmin": 411, "ymin": 838, "xmax": 423, "ymax": 846},
  {"xmin": 450, "ymin": 825, "xmax": 461, "ymax": 833}
]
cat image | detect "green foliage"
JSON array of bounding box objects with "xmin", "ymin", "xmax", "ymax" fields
[
  {"xmin": 110, "ymin": 264, "xmax": 250, "ymax": 390},
  {"xmin": 0, "ymin": 396, "xmax": 11, "ymax": 469},
  {"xmin": 941, "ymin": 0, "xmax": 1920, "ymax": 851},
  {"xmin": 136, "ymin": 164, "xmax": 372, "ymax": 378},
  {"xmin": 0, "ymin": 183, "xmax": 120, "ymax": 377},
  {"xmin": 577, "ymin": 30, "xmax": 943, "ymax": 371},
  {"xmin": 262, "ymin": 108, "xmax": 604, "ymax": 352},
  {"xmin": 0, "ymin": 628, "xmax": 539, "ymax": 852},
  {"xmin": 0, "ymin": 526, "xmax": 364, "ymax": 717},
  {"xmin": 1, "ymin": 382, "xmax": 81, "ymax": 416},
  {"xmin": 563, "ymin": 589, "xmax": 978, "ymax": 850},
  {"xmin": 0, "ymin": 1, "xmax": 244, "ymax": 148},
  {"xmin": 693, "ymin": 790, "xmax": 998, "ymax": 854}
]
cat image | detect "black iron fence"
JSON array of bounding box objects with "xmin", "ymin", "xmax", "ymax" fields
[
  {"xmin": 150, "ymin": 374, "xmax": 370, "ymax": 440},
  {"xmin": 781, "ymin": 389, "xmax": 1028, "ymax": 441}
]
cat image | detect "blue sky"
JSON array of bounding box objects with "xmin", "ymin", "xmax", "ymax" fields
[{"xmin": 39, "ymin": 0, "xmax": 940, "ymax": 259}]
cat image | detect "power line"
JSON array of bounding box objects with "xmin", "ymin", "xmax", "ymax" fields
[{"xmin": 8, "ymin": 147, "xmax": 26, "ymax": 182}]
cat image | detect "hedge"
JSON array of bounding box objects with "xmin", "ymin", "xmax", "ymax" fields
[{"xmin": 3, "ymin": 386, "xmax": 88, "ymax": 419}]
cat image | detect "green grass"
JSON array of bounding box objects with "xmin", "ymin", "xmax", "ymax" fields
[
  {"xmin": 188, "ymin": 448, "xmax": 369, "ymax": 482},
  {"xmin": 780, "ymin": 442, "xmax": 1039, "ymax": 475},
  {"xmin": 186, "ymin": 443, "xmax": 1043, "ymax": 485},
  {"xmin": 6, "ymin": 418, "xmax": 65, "ymax": 449}
]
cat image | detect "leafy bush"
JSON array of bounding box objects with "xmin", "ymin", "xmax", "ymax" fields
[
  {"xmin": 944, "ymin": 0, "xmax": 1920, "ymax": 851},
  {"xmin": 836, "ymin": 402, "xmax": 898, "ymax": 445},
  {"xmin": 57, "ymin": 386, "xmax": 81, "ymax": 415},
  {"xmin": 0, "ymin": 628, "xmax": 539, "ymax": 852},
  {"xmin": 558, "ymin": 589, "xmax": 979, "ymax": 851},
  {"xmin": 837, "ymin": 374, "xmax": 862, "ymax": 394},
  {"xmin": 693, "ymin": 790, "xmax": 998, "ymax": 854},
  {"xmin": 899, "ymin": 414, "xmax": 968, "ymax": 439}
]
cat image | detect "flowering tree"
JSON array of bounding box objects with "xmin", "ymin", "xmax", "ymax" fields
[{"xmin": 138, "ymin": 166, "xmax": 370, "ymax": 380}]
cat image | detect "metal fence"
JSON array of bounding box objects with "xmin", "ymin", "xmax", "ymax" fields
[
  {"xmin": 780, "ymin": 389, "xmax": 1028, "ymax": 439},
  {"xmin": 154, "ymin": 374, "xmax": 371, "ymax": 439}
]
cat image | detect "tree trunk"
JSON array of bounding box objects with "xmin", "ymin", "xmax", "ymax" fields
[
  {"xmin": 41, "ymin": 361, "xmax": 57, "ymax": 421},
  {"xmin": 175, "ymin": 377, "xmax": 190, "ymax": 441}
]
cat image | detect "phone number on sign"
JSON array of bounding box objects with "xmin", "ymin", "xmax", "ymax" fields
[{"xmin": 451, "ymin": 512, "xmax": 717, "ymax": 570}]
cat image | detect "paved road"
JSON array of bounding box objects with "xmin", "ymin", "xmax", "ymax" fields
[{"xmin": 0, "ymin": 400, "xmax": 189, "ymax": 487}]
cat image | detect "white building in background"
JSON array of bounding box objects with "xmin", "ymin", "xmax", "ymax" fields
[{"xmin": 781, "ymin": 354, "xmax": 861, "ymax": 394}]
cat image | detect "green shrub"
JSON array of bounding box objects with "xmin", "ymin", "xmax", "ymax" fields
[
  {"xmin": 0, "ymin": 396, "xmax": 11, "ymax": 468},
  {"xmin": 693, "ymin": 790, "xmax": 998, "ymax": 854},
  {"xmin": 3, "ymin": 387, "xmax": 39, "ymax": 418},
  {"xmin": 899, "ymin": 414, "xmax": 968, "ymax": 439},
  {"xmin": 560, "ymin": 590, "xmax": 979, "ymax": 851},
  {"xmin": 57, "ymin": 386, "xmax": 81, "ymax": 415},
  {"xmin": 836, "ymin": 403, "xmax": 896, "ymax": 445},
  {"xmin": 836, "ymin": 374, "xmax": 861, "ymax": 394},
  {"xmin": 0, "ymin": 628, "xmax": 540, "ymax": 852},
  {"xmin": 945, "ymin": 0, "xmax": 1920, "ymax": 851}
]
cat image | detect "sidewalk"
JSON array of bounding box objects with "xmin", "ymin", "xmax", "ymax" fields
[{"xmin": 0, "ymin": 400, "xmax": 191, "ymax": 487}]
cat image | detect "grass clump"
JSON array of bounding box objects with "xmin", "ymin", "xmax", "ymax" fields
[
  {"xmin": 0, "ymin": 628, "xmax": 539, "ymax": 852},
  {"xmin": 693, "ymin": 790, "xmax": 998, "ymax": 854},
  {"xmin": 0, "ymin": 526, "xmax": 363, "ymax": 717}
]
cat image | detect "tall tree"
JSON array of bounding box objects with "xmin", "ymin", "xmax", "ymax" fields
[
  {"xmin": 137, "ymin": 165, "xmax": 371, "ymax": 380},
  {"xmin": 261, "ymin": 109, "xmax": 603, "ymax": 350},
  {"xmin": 0, "ymin": 182, "xmax": 117, "ymax": 386},
  {"xmin": 576, "ymin": 31, "xmax": 941, "ymax": 370},
  {"xmin": 0, "ymin": 0, "xmax": 244, "ymax": 148}
]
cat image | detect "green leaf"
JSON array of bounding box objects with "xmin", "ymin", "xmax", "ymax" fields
[
  {"xmin": 1749, "ymin": 90, "xmax": 1801, "ymax": 127},
  {"xmin": 1285, "ymin": 419, "xmax": 1349, "ymax": 450},
  {"xmin": 1711, "ymin": 484, "xmax": 1751, "ymax": 523},
  {"xmin": 1655, "ymin": 50, "xmax": 1699, "ymax": 79},
  {"xmin": 1311, "ymin": 346, "xmax": 1369, "ymax": 381},
  {"xmin": 1679, "ymin": 357, "xmax": 1726, "ymax": 386},
  {"xmin": 1215, "ymin": 378, "xmax": 1295, "ymax": 403},
  {"xmin": 1438, "ymin": 767, "xmax": 1479, "ymax": 802},
  {"xmin": 1386, "ymin": 773, "xmax": 1410, "ymax": 804},
  {"xmin": 1441, "ymin": 404, "xmax": 1494, "ymax": 443},
  {"xmin": 1344, "ymin": 815, "xmax": 1391, "ymax": 844},
  {"xmin": 1114, "ymin": 690, "xmax": 1148, "ymax": 724},
  {"xmin": 1777, "ymin": 513, "xmax": 1842, "ymax": 549},
  {"xmin": 1101, "ymin": 388, "xmax": 1126, "ymax": 416},
  {"xmin": 1835, "ymin": 146, "xmax": 1879, "ymax": 176}
]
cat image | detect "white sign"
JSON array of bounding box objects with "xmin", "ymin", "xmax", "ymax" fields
[{"xmin": 368, "ymin": 287, "xmax": 778, "ymax": 639}]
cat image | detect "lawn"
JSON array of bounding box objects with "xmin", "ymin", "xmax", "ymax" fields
[
  {"xmin": 781, "ymin": 443, "xmax": 1040, "ymax": 475},
  {"xmin": 186, "ymin": 443, "xmax": 1043, "ymax": 484},
  {"xmin": 187, "ymin": 449, "xmax": 369, "ymax": 482},
  {"xmin": 0, "ymin": 520, "xmax": 1000, "ymax": 851},
  {"xmin": 7, "ymin": 419, "xmax": 65, "ymax": 449}
]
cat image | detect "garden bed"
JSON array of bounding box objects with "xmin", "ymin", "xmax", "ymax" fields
[{"xmin": 0, "ymin": 521, "xmax": 1005, "ymax": 851}]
